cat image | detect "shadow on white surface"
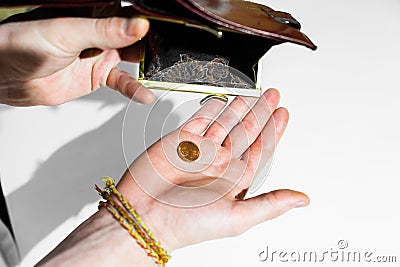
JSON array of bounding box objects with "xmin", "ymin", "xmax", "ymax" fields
[{"xmin": 5, "ymin": 88, "xmax": 180, "ymax": 259}]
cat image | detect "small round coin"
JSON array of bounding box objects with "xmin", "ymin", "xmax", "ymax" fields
[{"xmin": 177, "ymin": 141, "xmax": 200, "ymax": 162}]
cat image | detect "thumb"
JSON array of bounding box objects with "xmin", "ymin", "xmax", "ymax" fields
[
  {"xmin": 231, "ymin": 189, "xmax": 310, "ymax": 234},
  {"xmin": 35, "ymin": 16, "xmax": 149, "ymax": 54}
]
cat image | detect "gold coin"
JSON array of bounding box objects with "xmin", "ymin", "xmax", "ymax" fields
[{"xmin": 177, "ymin": 141, "xmax": 200, "ymax": 162}]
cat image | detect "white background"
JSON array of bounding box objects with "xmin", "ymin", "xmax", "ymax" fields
[{"xmin": 1, "ymin": 0, "xmax": 399, "ymax": 266}]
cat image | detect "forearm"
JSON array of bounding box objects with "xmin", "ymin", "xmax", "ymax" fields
[{"xmin": 36, "ymin": 209, "xmax": 159, "ymax": 267}]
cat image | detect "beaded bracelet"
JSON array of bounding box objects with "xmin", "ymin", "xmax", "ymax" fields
[{"xmin": 95, "ymin": 176, "xmax": 171, "ymax": 266}]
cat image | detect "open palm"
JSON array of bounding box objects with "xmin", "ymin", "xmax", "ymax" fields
[{"xmin": 117, "ymin": 89, "xmax": 310, "ymax": 251}]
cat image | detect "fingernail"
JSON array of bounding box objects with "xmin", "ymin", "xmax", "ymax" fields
[{"xmin": 125, "ymin": 17, "xmax": 149, "ymax": 36}]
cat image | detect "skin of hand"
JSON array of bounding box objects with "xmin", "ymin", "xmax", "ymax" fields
[
  {"xmin": 117, "ymin": 88, "xmax": 310, "ymax": 250},
  {"xmin": 37, "ymin": 89, "xmax": 309, "ymax": 266},
  {"xmin": 0, "ymin": 15, "xmax": 154, "ymax": 106}
]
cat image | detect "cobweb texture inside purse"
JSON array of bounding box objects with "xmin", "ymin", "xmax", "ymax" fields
[{"xmin": 138, "ymin": 20, "xmax": 274, "ymax": 97}]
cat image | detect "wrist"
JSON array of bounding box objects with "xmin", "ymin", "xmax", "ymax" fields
[
  {"xmin": 37, "ymin": 209, "xmax": 160, "ymax": 267},
  {"xmin": 117, "ymin": 173, "xmax": 182, "ymax": 252}
]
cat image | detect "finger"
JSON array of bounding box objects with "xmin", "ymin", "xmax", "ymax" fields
[
  {"xmin": 230, "ymin": 189, "xmax": 310, "ymax": 235},
  {"xmin": 106, "ymin": 67, "xmax": 155, "ymax": 104},
  {"xmin": 35, "ymin": 17, "xmax": 149, "ymax": 55},
  {"xmin": 223, "ymin": 88, "xmax": 280, "ymax": 158},
  {"xmin": 242, "ymin": 107, "xmax": 289, "ymax": 178},
  {"xmin": 180, "ymin": 98, "xmax": 227, "ymax": 135},
  {"xmin": 226, "ymin": 108, "xmax": 288, "ymax": 194},
  {"xmin": 202, "ymin": 96, "xmax": 257, "ymax": 144}
]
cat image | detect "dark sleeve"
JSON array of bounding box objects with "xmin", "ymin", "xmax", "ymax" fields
[
  {"xmin": 0, "ymin": 179, "xmax": 20, "ymax": 266},
  {"xmin": 0, "ymin": 181, "xmax": 13, "ymax": 236}
]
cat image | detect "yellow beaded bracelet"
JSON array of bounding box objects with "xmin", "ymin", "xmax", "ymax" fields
[{"xmin": 95, "ymin": 176, "xmax": 171, "ymax": 266}]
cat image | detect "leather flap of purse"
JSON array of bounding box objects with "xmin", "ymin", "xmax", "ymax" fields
[
  {"xmin": 178, "ymin": 0, "xmax": 316, "ymax": 50},
  {"xmin": 129, "ymin": 0, "xmax": 316, "ymax": 50}
]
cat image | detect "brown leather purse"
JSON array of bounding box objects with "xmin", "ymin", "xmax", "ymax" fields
[{"xmin": 1, "ymin": 0, "xmax": 317, "ymax": 97}]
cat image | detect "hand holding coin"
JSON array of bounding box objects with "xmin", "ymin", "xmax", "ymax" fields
[{"xmin": 116, "ymin": 88, "xmax": 309, "ymax": 251}]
